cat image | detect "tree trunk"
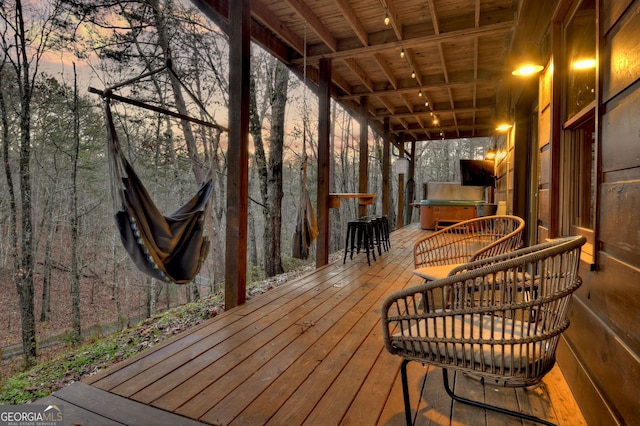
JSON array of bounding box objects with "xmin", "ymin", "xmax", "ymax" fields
[
  {"xmin": 15, "ymin": 0, "xmax": 37, "ymax": 366},
  {"xmin": 265, "ymin": 61, "xmax": 288, "ymax": 276},
  {"xmin": 150, "ymin": 0, "xmax": 205, "ymax": 184},
  {"xmin": 70, "ymin": 63, "xmax": 82, "ymax": 343},
  {"xmin": 40, "ymin": 163, "xmax": 57, "ymax": 323}
]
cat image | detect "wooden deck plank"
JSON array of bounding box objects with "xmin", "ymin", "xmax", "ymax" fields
[
  {"xmin": 38, "ymin": 382, "xmax": 205, "ymax": 425},
  {"xmin": 178, "ymin": 269, "xmax": 383, "ymax": 420},
  {"xmin": 414, "ymin": 366, "xmax": 455, "ymax": 426},
  {"xmin": 206, "ymin": 262, "xmax": 408, "ymax": 425},
  {"xmin": 96, "ymin": 263, "xmax": 358, "ymax": 398},
  {"xmin": 237, "ymin": 251, "xmax": 415, "ymax": 425},
  {"xmin": 302, "ymin": 272, "xmax": 416, "ymax": 424},
  {"xmin": 60, "ymin": 224, "xmax": 587, "ymax": 426},
  {"xmin": 149, "ymin": 261, "xmax": 381, "ymax": 414},
  {"xmin": 36, "ymin": 393, "xmax": 125, "ymax": 426}
]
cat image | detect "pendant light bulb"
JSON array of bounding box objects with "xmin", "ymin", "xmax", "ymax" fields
[
  {"xmin": 384, "ymin": 13, "xmax": 390, "ymax": 26},
  {"xmin": 400, "ymin": 49, "xmax": 405, "ymax": 58},
  {"xmin": 411, "ymin": 70, "xmax": 416, "ymax": 79}
]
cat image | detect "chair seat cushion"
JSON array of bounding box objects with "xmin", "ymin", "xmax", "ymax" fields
[
  {"xmin": 413, "ymin": 263, "xmax": 465, "ymax": 281},
  {"xmin": 392, "ymin": 313, "xmax": 546, "ymax": 369}
]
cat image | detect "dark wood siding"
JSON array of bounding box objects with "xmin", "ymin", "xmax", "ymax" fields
[{"xmin": 556, "ymin": 1, "xmax": 640, "ymax": 424}]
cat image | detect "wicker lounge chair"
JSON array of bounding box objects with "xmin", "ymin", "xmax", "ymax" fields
[
  {"xmin": 382, "ymin": 235, "xmax": 586, "ymax": 425},
  {"xmin": 413, "ymin": 215, "xmax": 525, "ymax": 284}
]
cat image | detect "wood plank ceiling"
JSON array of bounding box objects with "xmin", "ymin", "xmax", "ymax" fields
[{"xmin": 191, "ymin": 0, "xmax": 522, "ymax": 142}]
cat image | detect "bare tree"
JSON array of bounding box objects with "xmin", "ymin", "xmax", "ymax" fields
[
  {"xmin": 0, "ymin": 0, "xmax": 67, "ymax": 366},
  {"xmin": 250, "ymin": 53, "xmax": 289, "ymax": 277}
]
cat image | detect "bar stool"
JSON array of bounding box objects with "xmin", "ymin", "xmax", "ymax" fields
[
  {"xmin": 379, "ymin": 215, "xmax": 390, "ymax": 251},
  {"xmin": 361, "ymin": 215, "xmax": 383, "ymax": 256},
  {"xmin": 343, "ymin": 219, "xmax": 376, "ymax": 265}
]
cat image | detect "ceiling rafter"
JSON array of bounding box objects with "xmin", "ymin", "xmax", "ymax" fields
[
  {"xmin": 378, "ymin": 96, "xmax": 396, "ymax": 114},
  {"xmin": 379, "ymin": 0, "xmax": 403, "ymax": 41},
  {"xmin": 284, "ymin": 0, "xmax": 338, "ymax": 52},
  {"xmin": 338, "ymin": 77, "xmax": 498, "ymax": 100},
  {"xmin": 292, "ymin": 21, "xmax": 514, "ymax": 65},
  {"xmin": 343, "ymin": 58, "xmax": 374, "ymax": 92},
  {"xmin": 373, "ymin": 53, "xmax": 398, "ymax": 90},
  {"xmin": 198, "ymin": 0, "xmax": 523, "ymax": 141},
  {"xmin": 334, "ymin": 0, "xmax": 368, "ymax": 47},
  {"xmin": 400, "ymin": 93, "xmax": 414, "ymax": 113},
  {"xmin": 375, "ymin": 105, "xmax": 492, "ymax": 120}
]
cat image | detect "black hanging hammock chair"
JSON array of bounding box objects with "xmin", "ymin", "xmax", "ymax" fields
[{"xmin": 104, "ymin": 100, "xmax": 213, "ymax": 284}]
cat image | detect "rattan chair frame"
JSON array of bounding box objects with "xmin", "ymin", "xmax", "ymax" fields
[
  {"xmin": 383, "ymin": 236, "xmax": 586, "ymax": 425},
  {"xmin": 413, "ymin": 215, "xmax": 526, "ymax": 270}
]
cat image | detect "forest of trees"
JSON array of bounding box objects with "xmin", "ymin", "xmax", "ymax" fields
[{"xmin": 0, "ymin": 0, "xmax": 492, "ymax": 367}]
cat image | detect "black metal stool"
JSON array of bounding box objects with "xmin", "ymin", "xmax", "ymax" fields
[
  {"xmin": 379, "ymin": 215, "xmax": 390, "ymax": 251},
  {"xmin": 343, "ymin": 219, "xmax": 376, "ymax": 265},
  {"xmin": 361, "ymin": 216, "xmax": 383, "ymax": 256}
]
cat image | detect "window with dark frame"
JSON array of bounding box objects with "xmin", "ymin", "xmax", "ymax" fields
[{"xmin": 562, "ymin": 0, "xmax": 596, "ymax": 243}]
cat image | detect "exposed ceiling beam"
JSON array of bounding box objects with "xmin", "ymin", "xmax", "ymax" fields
[
  {"xmin": 284, "ymin": 0, "xmax": 338, "ymax": 52},
  {"xmin": 292, "ymin": 21, "xmax": 514, "ymax": 65},
  {"xmin": 339, "ymin": 77, "xmax": 498, "ymax": 100},
  {"xmin": 375, "ymin": 105, "xmax": 492, "ymax": 120},
  {"xmin": 334, "ymin": 0, "xmax": 368, "ymax": 47}
]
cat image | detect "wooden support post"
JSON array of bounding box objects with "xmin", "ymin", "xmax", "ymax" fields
[
  {"xmin": 316, "ymin": 58, "xmax": 331, "ymax": 267},
  {"xmin": 358, "ymin": 96, "xmax": 369, "ymax": 218},
  {"xmin": 405, "ymin": 141, "xmax": 416, "ymax": 224},
  {"xmin": 382, "ymin": 117, "xmax": 390, "ymax": 218},
  {"xmin": 225, "ymin": 0, "xmax": 250, "ymax": 309},
  {"xmin": 397, "ymin": 136, "xmax": 405, "ymax": 228}
]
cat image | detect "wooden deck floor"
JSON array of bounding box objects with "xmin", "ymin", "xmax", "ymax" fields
[{"xmin": 51, "ymin": 223, "xmax": 585, "ymax": 425}]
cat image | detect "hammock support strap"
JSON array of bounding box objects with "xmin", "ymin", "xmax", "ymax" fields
[{"xmin": 88, "ymin": 86, "xmax": 227, "ymax": 132}]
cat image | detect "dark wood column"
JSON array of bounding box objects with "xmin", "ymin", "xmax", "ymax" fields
[
  {"xmin": 316, "ymin": 58, "xmax": 331, "ymax": 267},
  {"xmin": 225, "ymin": 0, "xmax": 250, "ymax": 309},
  {"xmin": 358, "ymin": 96, "xmax": 369, "ymax": 218},
  {"xmin": 397, "ymin": 135, "xmax": 405, "ymax": 228},
  {"xmin": 382, "ymin": 117, "xmax": 390, "ymax": 218}
]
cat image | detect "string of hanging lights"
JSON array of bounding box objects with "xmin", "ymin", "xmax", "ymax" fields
[{"xmin": 381, "ymin": 1, "xmax": 443, "ymax": 139}]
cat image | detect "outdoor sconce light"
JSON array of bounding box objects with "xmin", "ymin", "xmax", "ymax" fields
[
  {"xmin": 511, "ymin": 42, "xmax": 544, "ymax": 77},
  {"xmin": 395, "ymin": 157, "xmax": 409, "ymax": 175},
  {"xmin": 485, "ymin": 148, "xmax": 496, "ymax": 160},
  {"xmin": 495, "ymin": 113, "xmax": 513, "ymax": 132}
]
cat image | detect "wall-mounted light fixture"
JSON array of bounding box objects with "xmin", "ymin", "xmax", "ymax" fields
[
  {"xmin": 485, "ymin": 147, "xmax": 496, "ymax": 160},
  {"xmin": 511, "ymin": 42, "xmax": 544, "ymax": 77},
  {"xmin": 395, "ymin": 156, "xmax": 409, "ymax": 175},
  {"xmin": 495, "ymin": 121, "xmax": 513, "ymax": 132}
]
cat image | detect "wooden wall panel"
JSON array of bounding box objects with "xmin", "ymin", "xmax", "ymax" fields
[
  {"xmin": 578, "ymin": 253, "xmax": 640, "ymax": 353},
  {"xmin": 603, "ymin": 1, "xmax": 640, "ymax": 102},
  {"xmin": 538, "ymin": 188, "xmax": 550, "ymax": 225},
  {"xmin": 556, "ymin": 340, "xmax": 616, "ymax": 426},
  {"xmin": 559, "ymin": 2, "xmax": 640, "ymax": 424},
  {"xmin": 602, "ymin": 89, "xmax": 640, "ymax": 172},
  {"xmin": 537, "ymin": 225, "xmax": 549, "ymax": 243},
  {"xmin": 602, "ymin": 0, "xmax": 634, "ymax": 35},
  {"xmin": 538, "ymin": 106, "xmax": 551, "ymax": 148},
  {"xmin": 539, "ymin": 147, "xmax": 551, "ymax": 185},
  {"xmin": 600, "ymin": 180, "xmax": 640, "ymax": 260},
  {"xmin": 562, "ymin": 291, "xmax": 639, "ymax": 424},
  {"xmin": 539, "ymin": 65, "xmax": 552, "ymax": 111}
]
